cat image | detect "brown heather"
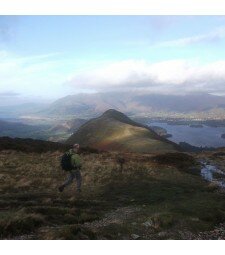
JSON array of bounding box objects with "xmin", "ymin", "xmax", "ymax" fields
[{"xmin": 1, "ymin": 149, "xmax": 225, "ymax": 239}]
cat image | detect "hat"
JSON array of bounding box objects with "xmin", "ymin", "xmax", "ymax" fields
[{"xmin": 73, "ymin": 143, "xmax": 80, "ymax": 149}]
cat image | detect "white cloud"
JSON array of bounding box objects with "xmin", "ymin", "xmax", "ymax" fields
[
  {"xmin": 1, "ymin": 50, "xmax": 225, "ymax": 100},
  {"xmin": 0, "ymin": 51, "xmax": 68, "ymax": 98},
  {"xmin": 68, "ymin": 59, "xmax": 225, "ymax": 95}
]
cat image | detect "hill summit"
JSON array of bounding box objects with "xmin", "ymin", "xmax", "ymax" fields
[
  {"xmin": 66, "ymin": 109, "xmax": 179, "ymax": 153},
  {"xmin": 100, "ymin": 109, "xmax": 138, "ymax": 125}
]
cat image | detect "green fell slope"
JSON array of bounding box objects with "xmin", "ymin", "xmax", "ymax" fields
[{"xmin": 66, "ymin": 109, "xmax": 179, "ymax": 153}]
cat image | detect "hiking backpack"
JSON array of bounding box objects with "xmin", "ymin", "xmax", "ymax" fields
[{"xmin": 60, "ymin": 152, "xmax": 73, "ymax": 171}]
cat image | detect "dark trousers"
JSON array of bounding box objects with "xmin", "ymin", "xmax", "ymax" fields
[{"xmin": 62, "ymin": 169, "xmax": 82, "ymax": 191}]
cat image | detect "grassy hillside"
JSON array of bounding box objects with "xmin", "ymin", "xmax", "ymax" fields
[
  {"xmin": 67, "ymin": 109, "xmax": 179, "ymax": 153},
  {"xmin": 0, "ymin": 137, "xmax": 70, "ymax": 153},
  {"xmin": 1, "ymin": 149, "xmax": 225, "ymax": 239}
]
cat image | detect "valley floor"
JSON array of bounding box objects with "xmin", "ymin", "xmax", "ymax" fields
[{"xmin": 1, "ymin": 150, "xmax": 225, "ymax": 239}]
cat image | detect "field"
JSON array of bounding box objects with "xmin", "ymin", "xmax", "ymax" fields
[{"xmin": 1, "ymin": 150, "xmax": 225, "ymax": 239}]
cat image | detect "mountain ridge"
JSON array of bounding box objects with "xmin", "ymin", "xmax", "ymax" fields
[
  {"xmin": 66, "ymin": 109, "xmax": 179, "ymax": 153},
  {"xmin": 37, "ymin": 92, "xmax": 225, "ymax": 119}
]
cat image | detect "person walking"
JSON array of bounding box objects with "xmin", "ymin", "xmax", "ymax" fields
[{"xmin": 58, "ymin": 143, "xmax": 82, "ymax": 193}]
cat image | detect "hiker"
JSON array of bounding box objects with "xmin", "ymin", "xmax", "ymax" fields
[{"xmin": 58, "ymin": 143, "xmax": 82, "ymax": 193}]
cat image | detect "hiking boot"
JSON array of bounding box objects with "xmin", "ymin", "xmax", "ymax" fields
[{"xmin": 58, "ymin": 186, "xmax": 64, "ymax": 192}]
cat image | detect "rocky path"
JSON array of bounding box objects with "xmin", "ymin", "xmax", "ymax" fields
[
  {"xmin": 84, "ymin": 206, "xmax": 140, "ymax": 229},
  {"xmin": 195, "ymin": 223, "xmax": 225, "ymax": 240}
]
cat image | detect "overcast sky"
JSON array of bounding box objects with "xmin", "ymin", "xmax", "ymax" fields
[{"xmin": 0, "ymin": 16, "xmax": 225, "ymax": 104}]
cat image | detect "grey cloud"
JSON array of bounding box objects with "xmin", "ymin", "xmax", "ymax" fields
[
  {"xmin": 0, "ymin": 91, "xmax": 20, "ymax": 97},
  {"xmin": 69, "ymin": 75, "xmax": 225, "ymax": 95}
]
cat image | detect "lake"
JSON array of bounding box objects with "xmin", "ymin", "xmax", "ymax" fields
[{"xmin": 148, "ymin": 122, "xmax": 225, "ymax": 148}]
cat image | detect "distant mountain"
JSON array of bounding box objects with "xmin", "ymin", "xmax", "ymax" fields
[
  {"xmin": 66, "ymin": 109, "xmax": 179, "ymax": 153},
  {"xmin": 41, "ymin": 92, "xmax": 131, "ymax": 118},
  {"xmin": 0, "ymin": 119, "xmax": 48, "ymax": 139},
  {"xmin": 40, "ymin": 92, "xmax": 225, "ymax": 118},
  {"xmin": 132, "ymin": 93, "xmax": 225, "ymax": 113},
  {"xmin": 0, "ymin": 117, "xmax": 88, "ymax": 142}
]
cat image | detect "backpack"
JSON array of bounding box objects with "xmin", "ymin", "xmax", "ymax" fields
[{"xmin": 61, "ymin": 152, "xmax": 73, "ymax": 171}]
